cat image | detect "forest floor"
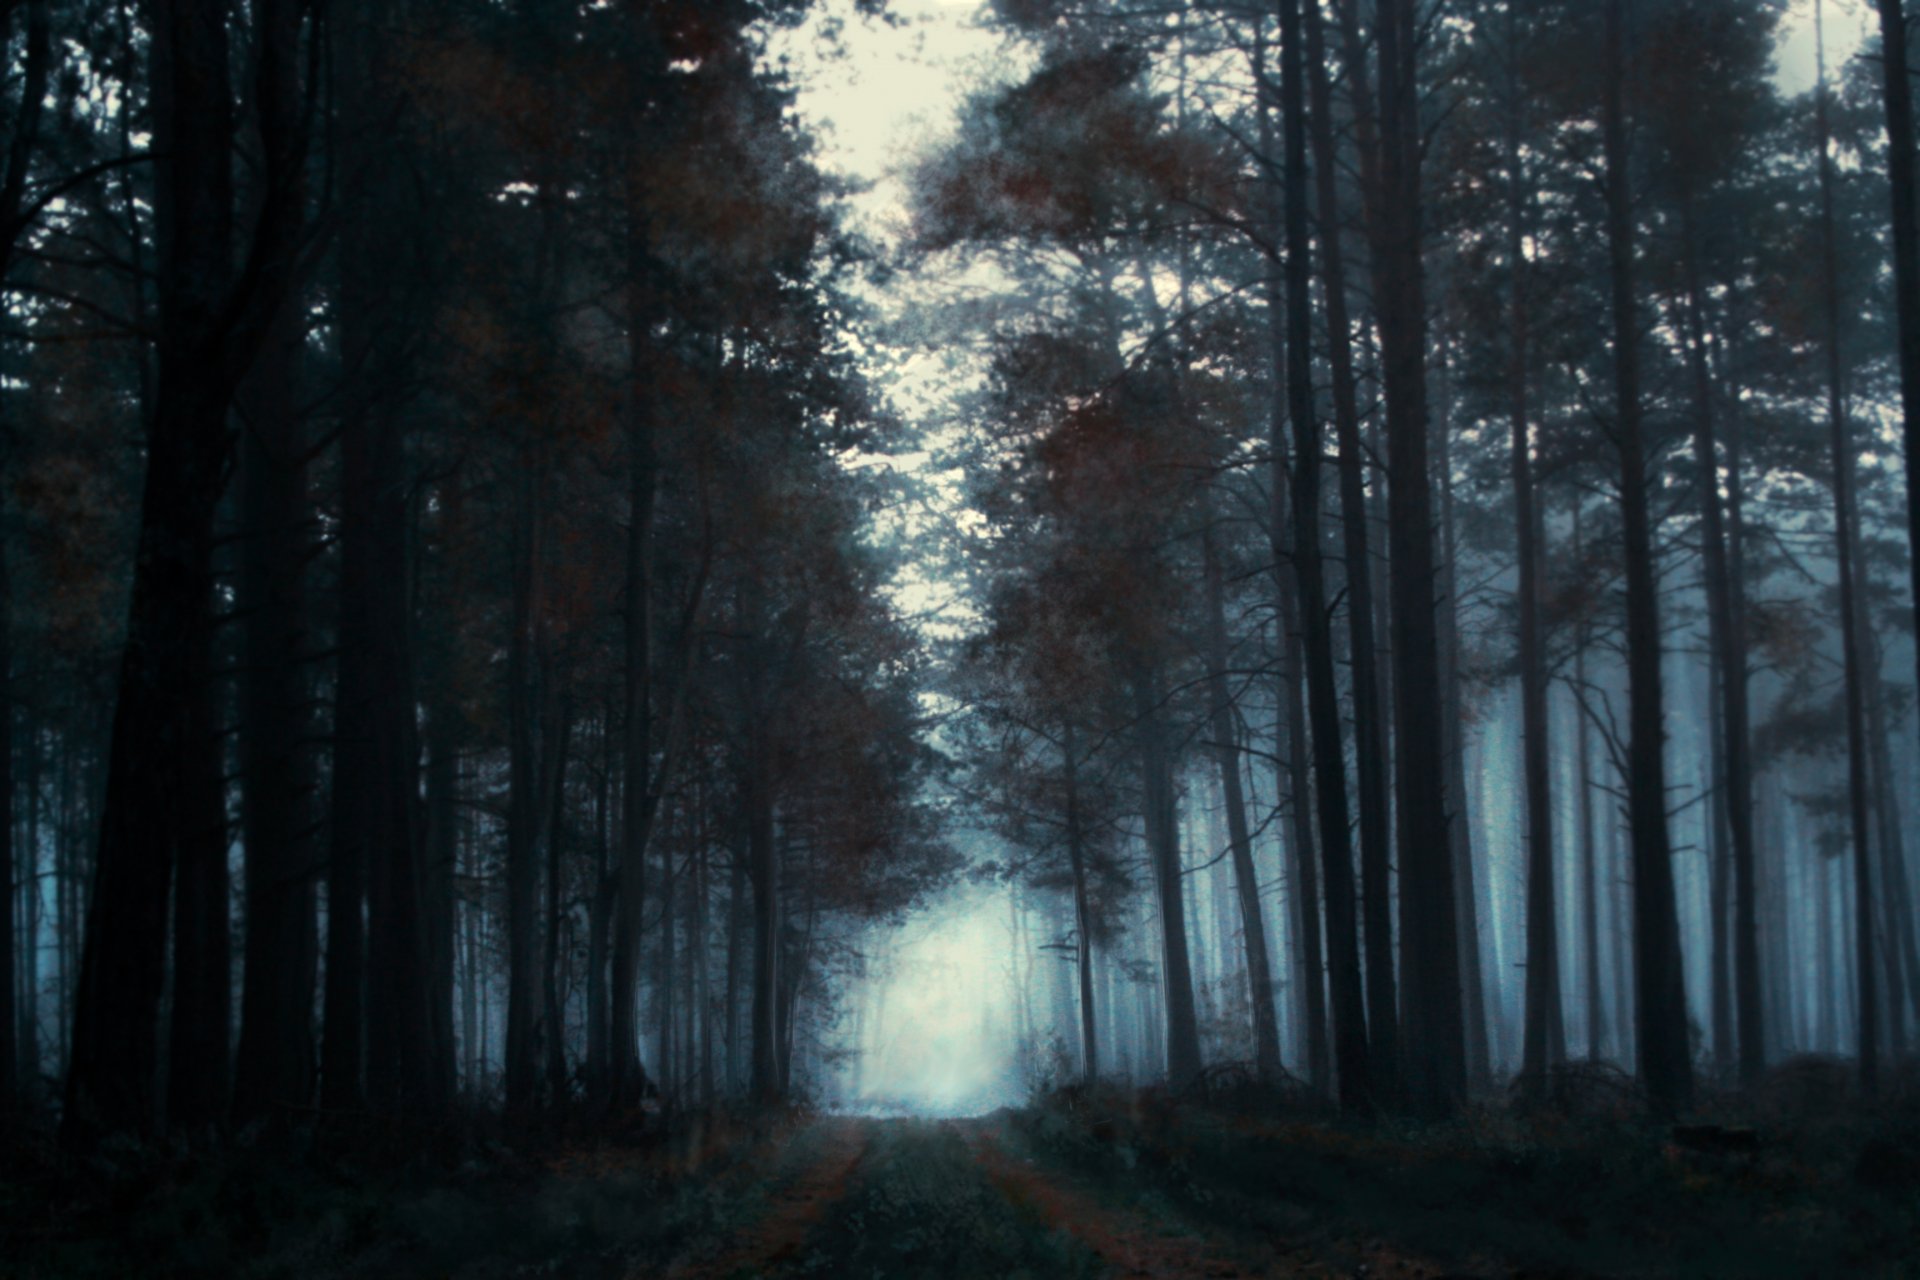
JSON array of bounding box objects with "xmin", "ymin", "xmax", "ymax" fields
[{"xmin": 5, "ymin": 1072, "xmax": 1920, "ymax": 1278}]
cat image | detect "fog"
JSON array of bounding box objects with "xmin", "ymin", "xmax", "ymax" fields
[{"xmin": 830, "ymin": 886, "xmax": 1028, "ymax": 1117}]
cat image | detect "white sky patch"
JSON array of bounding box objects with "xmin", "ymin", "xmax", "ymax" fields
[
  {"xmin": 776, "ymin": 2, "xmax": 1007, "ymax": 640},
  {"xmin": 1775, "ymin": 0, "xmax": 1871, "ymax": 94},
  {"xmin": 778, "ymin": 0, "xmax": 1004, "ymax": 236}
]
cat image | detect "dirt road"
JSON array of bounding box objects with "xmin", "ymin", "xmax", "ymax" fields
[
  {"xmin": 14, "ymin": 1103, "xmax": 1909, "ymax": 1277},
  {"xmin": 638, "ymin": 1112, "xmax": 1350, "ymax": 1280}
]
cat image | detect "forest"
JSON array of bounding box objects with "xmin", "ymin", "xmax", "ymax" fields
[{"xmin": 2, "ymin": 0, "xmax": 1920, "ymax": 1275}]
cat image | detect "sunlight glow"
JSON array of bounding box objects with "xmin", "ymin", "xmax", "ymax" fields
[{"xmin": 832, "ymin": 884, "xmax": 1027, "ymax": 1117}]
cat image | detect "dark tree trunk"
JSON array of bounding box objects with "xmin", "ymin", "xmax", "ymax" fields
[
  {"xmin": 17, "ymin": 719, "xmax": 37, "ymax": 1101},
  {"xmin": 1134, "ymin": 666, "xmax": 1202, "ymax": 1087},
  {"xmin": 459, "ymin": 784, "xmax": 481, "ymax": 1090},
  {"xmin": 1707, "ymin": 647, "xmax": 1733, "ymax": 1078},
  {"xmin": 418, "ymin": 478, "xmax": 466, "ymax": 1108},
  {"xmin": 423, "ymin": 698, "xmax": 459, "ymax": 1109},
  {"xmin": 329, "ymin": 0, "xmax": 428, "ymax": 1117},
  {"xmin": 351, "ymin": 403, "xmax": 427, "ymax": 1117},
  {"xmin": 1202, "ymin": 525, "xmax": 1280, "ymax": 1082},
  {"xmin": 1678, "ymin": 204, "xmax": 1763, "ymax": 1088},
  {"xmin": 1865, "ymin": 635, "xmax": 1920, "ymax": 1042},
  {"xmin": 1278, "ymin": 623, "xmax": 1330, "ymax": 1096},
  {"xmin": 1602, "ymin": 0, "xmax": 1692, "ymax": 1116},
  {"xmin": 232, "ymin": 301, "xmax": 317, "ymax": 1128},
  {"xmin": 693, "ymin": 799, "xmax": 713, "ymax": 1105},
  {"xmin": 69, "ymin": 0, "xmax": 239, "ymax": 1141},
  {"xmin": 725, "ymin": 841, "xmax": 746, "ymax": 1094},
  {"xmin": 1063, "ymin": 725, "xmax": 1099, "ymax": 1086},
  {"xmin": 1574, "ymin": 521, "xmax": 1605, "ymax": 1060},
  {"xmin": 25, "ymin": 747, "xmax": 42, "ymax": 1095},
  {"xmin": 505, "ymin": 469, "xmax": 543, "ymax": 1112},
  {"xmin": 68, "ymin": 0, "xmax": 305, "ymax": 1142},
  {"xmin": 0, "ymin": 0, "xmax": 42, "ymax": 1114},
  {"xmin": 542, "ymin": 699, "xmax": 573, "ymax": 1105},
  {"xmin": 1815, "ymin": 25, "xmax": 1878, "ymax": 1095},
  {"xmin": 56, "ymin": 730, "xmax": 73, "ymax": 1079},
  {"xmin": 658, "ymin": 809, "xmax": 678, "ymax": 1104},
  {"xmin": 1330, "ymin": 3, "xmax": 1405, "ymax": 1097},
  {"xmin": 1724, "ymin": 353, "xmax": 1759, "ymax": 1072},
  {"xmin": 1374, "ymin": 0, "xmax": 1465, "ymax": 1116},
  {"xmin": 1873, "ymin": 0, "xmax": 1920, "ymax": 755},
  {"xmin": 586, "ymin": 712, "xmax": 614, "ymax": 1094},
  {"xmin": 1303, "ymin": 0, "xmax": 1396, "ymax": 1097},
  {"xmin": 1436, "ymin": 356, "xmax": 1492, "ymax": 1091},
  {"xmin": 0, "ymin": 472, "xmax": 12, "ymax": 1117},
  {"xmin": 1275, "ymin": 516, "xmax": 1348, "ymax": 1103},
  {"xmin": 776, "ymin": 893, "xmax": 807, "ymax": 1098},
  {"xmin": 747, "ymin": 731, "xmax": 779, "ymax": 1104},
  {"xmin": 166, "ymin": 618, "xmax": 230, "ymax": 1132},
  {"xmin": 1506, "ymin": 52, "xmax": 1562, "ymax": 1095},
  {"xmin": 611, "ymin": 150, "xmax": 661, "ymax": 1105},
  {"xmin": 1268, "ymin": 10, "xmax": 1368, "ymax": 1112}
]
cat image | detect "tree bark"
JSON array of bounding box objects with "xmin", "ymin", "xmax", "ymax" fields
[
  {"xmin": 1201, "ymin": 524, "xmax": 1281, "ymax": 1082},
  {"xmin": 68, "ymin": 0, "xmax": 305, "ymax": 1141},
  {"xmin": 459, "ymin": 787, "xmax": 482, "ymax": 1090},
  {"xmin": 1707, "ymin": 645, "xmax": 1732, "ymax": 1078},
  {"xmin": 1435, "ymin": 350, "xmax": 1492, "ymax": 1091},
  {"xmin": 1275, "ymin": 502, "xmax": 1350, "ymax": 1103},
  {"xmin": 1864, "ymin": 631, "xmax": 1920, "ymax": 1043},
  {"xmin": 586, "ymin": 709, "xmax": 615, "ymax": 1094},
  {"xmin": 746, "ymin": 589, "xmax": 781, "ymax": 1104},
  {"xmin": 1602, "ymin": 0, "xmax": 1693, "ymax": 1116},
  {"xmin": 1506, "ymin": 44, "xmax": 1563, "ymax": 1095},
  {"xmin": 1815, "ymin": 14, "xmax": 1878, "ymax": 1095},
  {"xmin": 1269, "ymin": 8, "xmax": 1368, "ymax": 1112},
  {"xmin": 693, "ymin": 799, "xmax": 713, "ymax": 1105},
  {"xmin": 1574, "ymin": 514, "xmax": 1605, "ymax": 1059},
  {"xmin": 422, "ymin": 677, "xmax": 460, "ymax": 1111},
  {"xmin": 0, "ymin": 461, "xmax": 12, "ymax": 1117},
  {"xmin": 1134, "ymin": 665, "xmax": 1202, "ymax": 1088},
  {"xmin": 1374, "ymin": 0, "xmax": 1466, "ymax": 1116},
  {"xmin": 0, "ymin": 0, "xmax": 46, "ymax": 1113},
  {"xmin": 1873, "ymin": 0, "xmax": 1920, "ymax": 760},
  {"xmin": 658, "ymin": 804, "xmax": 678, "ymax": 1104},
  {"xmin": 1676, "ymin": 201, "xmax": 1763, "ymax": 1089},
  {"xmin": 328, "ymin": 0, "xmax": 429, "ymax": 1117},
  {"xmin": 76, "ymin": 0, "xmax": 242, "ymax": 1139},
  {"xmin": 725, "ymin": 841, "xmax": 745, "ymax": 1094},
  {"xmin": 1063, "ymin": 725, "xmax": 1099, "ymax": 1086},
  {"xmin": 505, "ymin": 467, "xmax": 543, "ymax": 1112},
  {"xmin": 1303, "ymin": 0, "xmax": 1397, "ymax": 1097},
  {"xmin": 611, "ymin": 139, "xmax": 663, "ymax": 1105},
  {"xmin": 542, "ymin": 697, "xmax": 574, "ymax": 1104},
  {"xmin": 232, "ymin": 299, "xmax": 317, "ymax": 1128}
]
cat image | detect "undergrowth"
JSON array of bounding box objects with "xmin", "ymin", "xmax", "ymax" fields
[{"xmin": 1015, "ymin": 1062, "xmax": 1920, "ymax": 1278}]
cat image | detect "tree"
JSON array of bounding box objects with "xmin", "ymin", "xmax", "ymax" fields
[
  {"xmin": 1501, "ymin": 2, "xmax": 1564, "ymax": 1094},
  {"xmin": 1367, "ymin": 0, "xmax": 1467, "ymax": 1115},
  {"xmin": 0, "ymin": 0, "xmax": 55, "ymax": 1116},
  {"xmin": 65, "ymin": 0, "xmax": 311, "ymax": 1142},
  {"xmin": 1815, "ymin": 1, "xmax": 1877, "ymax": 1096},
  {"xmin": 1301, "ymin": 0, "xmax": 1394, "ymax": 1102},
  {"xmin": 1601, "ymin": 0, "xmax": 1692, "ymax": 1116},
  {"xmin": 231, "ymin": 297, "xmax": 317, "ymax": 1127},
  {"xmin": 1275, "ymin": 0, "xmax": 1370, "ymax": 1113},
  {"xmin": 1873, "ymin": 1, "xmax": 1920, "ymax": 750}
]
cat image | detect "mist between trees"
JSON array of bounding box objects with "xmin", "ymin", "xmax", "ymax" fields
[{"xmin": 1, "ymin": 0, "xmax": 1919, "ymax": 1147}]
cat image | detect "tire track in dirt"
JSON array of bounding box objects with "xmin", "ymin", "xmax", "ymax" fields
[
  {"xmin": 960, "ymin": 1121, "xmax": 1284, "ymax": 1279},
  {"xmin": 964, "ymin": 1118, "xmax": 1480, "ymax": 1280},
  {"xmin": 645, "ymin": 1116, "xmax": 872, "ymax": 1280}
]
